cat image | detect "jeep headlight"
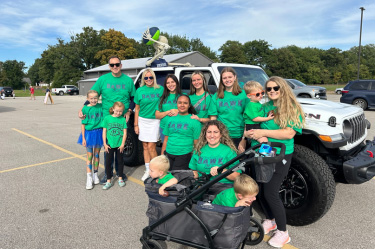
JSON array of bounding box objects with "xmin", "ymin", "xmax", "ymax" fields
[
  {"xmin": 319, "ymin": 134, "xmax": 344, "ymax": 142},
  {"xmin": 342, "ymin": 120, "xmax": 353, "ymax": 139}
]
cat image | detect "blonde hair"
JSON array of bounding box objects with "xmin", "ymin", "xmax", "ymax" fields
[
  {"xmin": 189, "ymin": 71, "xmax": 210, "ymax": 95},
  {"xmin": 150, "ymin": 155, "xmax": 170, "ymax": 173},
  {"xmin": 233, "ymin": 175, "xmax": 259, "ymax": 196},
  {"xmin": 109, "ymin": 101, "xmax": 125, "ymax": 114},
  {"xmin": 87, "ymin": 90, "xmax": 99, "ymax": 98},
  {"xmin": 243, "ymin": 81, "xmax": 263, "ymax": 95},
  {"xmin": 194, "ymin": 120, "xmax": 238, "ymax": 155},
  {"xmin": 217, "ymin": 67, "xmax": 242, "ymax": 99},
  {"xmin": 140, "ymin": 69, "xmax": 160, "ymax": 89},
  {"xmin": 265, "ymin": 76, "xmax": 305, "ymax": 129}
]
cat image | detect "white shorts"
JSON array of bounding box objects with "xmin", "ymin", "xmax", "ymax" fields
[{"xmin": 138, "ymin": 116, "xmax": 160, "ymax": 142}]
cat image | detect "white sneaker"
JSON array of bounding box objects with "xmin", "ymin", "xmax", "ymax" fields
[
  {"xmin": 86, "ymin": 175, "xmax": 93, "ymax": 190},
  {"xmin": 141, "ymin": 171, "xmax": 150, "ymax": 181},
  {"xmin": 93, "ymin": 172, "xmax": 100, "ymax": 185}
]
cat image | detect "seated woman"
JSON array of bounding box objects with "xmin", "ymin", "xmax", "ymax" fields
[
  {"xmin": 161, "ymin": 95, "xmax": 201, "ymax": 171},
  {"xmin": 189, "ymin": 120, "xmax": 242, "ymax": 196}
]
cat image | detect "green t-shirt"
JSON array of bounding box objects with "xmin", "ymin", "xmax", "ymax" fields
[
  {"xmin": 157, "ymin": 172, "xmax": 176, "ymax": 185},
  {"xmin": 212, "ymin": 187, "xmax": 238, "ymax": 207},
  {"xmin": 189, "ymin": 144, "xmax": 241, "ymax": 184},
  {"xmin": 164, "ymin": 114, "xmax": 201, "ymax": 155},
  {"xmin": 91, "ymin": 73, "xmax": 135, "ymax": 117},
  {"xmin": 134, "ymin": 85, "xmax": 164, "ymax": 119},
  {"xmin": 157, "ymin": 93, "xmax": 179, "ymax": 129},
  {"xmin": 81, "ymin": 104, "xmax": 103, "ymax": 130},
  {"xmin": 189, "ymin": 92, "xmax": 215, "ymax": 119},
  {"xmin": 243, "ymin": 101, "xmax": 264, "ymax": 125},
  {"xmin": 211, "ymin": 91, "xmax": 249, "ymax": 138},
  {"xmin": 102, "ymin": 115, "xmax": 127, "ymax": 148},
  {"xmin": 251, "ymin": 100, "xmax": 303, "ymax": 155}
]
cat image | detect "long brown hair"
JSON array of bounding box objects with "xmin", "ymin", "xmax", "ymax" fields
[
  {"xmin": 217, "ymin": 67, "xmax": 242, "ymax": 99},
  {"xmin": 194, "ymin": 120, "xmax": 238, "ymax": 155},
  {"xmin": 158, "ymin": 74, "xmax": 182, "ymax": 110},
  {"xmin": 265, "ymin": 76, "xmax": 305, "ymax": 129}
]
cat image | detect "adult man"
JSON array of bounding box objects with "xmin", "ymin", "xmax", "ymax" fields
[{"xmin": 80, "ymin": 56, "xmax": 136, "ymax": 184}]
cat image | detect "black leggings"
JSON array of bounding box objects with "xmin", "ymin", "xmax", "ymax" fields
[
  {"xmin": 164, "ymin": 151, "xmax": 192, "ymax": 171},
  {"xmin": 105, "ymin": 148, "xmax": 124, "ymax": 180},
  {"xmin": 257, "ymin": 153, "xmax": 293, "ymax": 231}
]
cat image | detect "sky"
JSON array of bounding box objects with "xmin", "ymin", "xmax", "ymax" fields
[{"xmin": 0, "ymin": 0, "xmax": 374, "ymax": 71}]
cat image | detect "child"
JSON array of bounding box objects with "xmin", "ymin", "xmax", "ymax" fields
[
  {"xmin": 149, "ymin": 155, "xmax": 178, "ymax": 196},
  {"xmin": 243, "ymin": 81, "xmax": 274, "ymax": 143},
  {"xmin": 77, "ymin": 90, "xmax": 104, "ymax": 190},
  {"xmin": 102, "ymin": 101, "xmax": 128, "ymax": 190},
  {"xmin": 212, "ymin": 174, "xmax": 258, "ymax": 207}
]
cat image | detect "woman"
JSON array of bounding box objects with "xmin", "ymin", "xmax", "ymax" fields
[
  {"xmin": 161, "ymin": 95, "xmax": 201, "ymax": 170},
  {"xmin": 210, "ymin": 67, "xmax": 249, "ymax": 149},
  {"xmin": 245, "ymin": 76, "xmax": 305, "ymax": 248},
  {"xmin": 189, "ymin": 120, "xmax": 241, "ymax": 195},
  {"xmin": 134, "ymin": 69, "xmax": 164, "ymax": 181},
  {"xmin": 188, "ymin": 71, "xmax": 215, "ymax": 126},
  {"xmin": 155, "ymin": 74, "xmax": 182, "ymax": 142}
]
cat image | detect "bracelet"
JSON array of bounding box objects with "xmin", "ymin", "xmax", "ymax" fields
[{"xmin": 242, "ymin": 136, "xmax": 246, "ymax": 140}]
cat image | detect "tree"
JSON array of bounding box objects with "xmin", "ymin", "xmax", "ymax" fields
[
  {"xmin": 267, "ymin": 47, "xmax": 299, "ymax": 79},
  {"xmin": 0, "ymin": 60, "xmax": 26, "ymax": 89},
  {"xmin": 27, "ymin": 58, "xmax": 42, "ymax": 85},
  {"xmin": 70, "ymin": 27, "xmax": 106, "ymax": 70},
  {"xmin": 243, "ymin": 40, "xmax": 272, "ymax": 68},
  {"xmin": 95, "ymin": 29, "xmax": 137, "ymax": 64},
  {"xmin": 219, "ymin": 41, "xmax": 246, "ymax": 64}
]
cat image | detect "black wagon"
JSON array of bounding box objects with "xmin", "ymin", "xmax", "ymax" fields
[{"xmin": 141, "ymin": 142, "xmax": 286, "ymax": 249}]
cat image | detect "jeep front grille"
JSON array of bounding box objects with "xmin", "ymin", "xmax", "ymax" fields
[{"xmin": 348, "ymin": 114, "xmax": 367, "ymax": 144}]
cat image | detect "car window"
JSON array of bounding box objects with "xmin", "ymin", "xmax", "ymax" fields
[
  {"xmin": 135, "ymin": 70, "xmax": 174, "ymax": 89},
  {"xmin": 350, "ymin": 81, "xmax": 370, "ymax": 90},
  {"xmin": 286, "ymin": 80, "xmax": 295, "ymax": 89},
  {"xmin": 370, "ymin": 81, "xmax": 375, "ymax": 90},
  {"xmin": 217, "ymin": 66, "xmax": 269, "ymax": 88},
  {"xmin": 179, "ymin": 70, "xmax": 216, "ymax": 94}
]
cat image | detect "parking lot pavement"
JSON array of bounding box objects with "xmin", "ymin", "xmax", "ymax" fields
[{"xmin": 0, "ymin": 95, "xmax": 374, "ymax": 249}]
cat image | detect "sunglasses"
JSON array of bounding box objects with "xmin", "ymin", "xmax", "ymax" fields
[
  {"xmin": 109, "ymin": 63, "xmax": 121, "ymax": 67},
  {"xmin": 249, "ymin": 91, "xmax": 265, "ymax": 97},
  {"xmin": 266, "ymin": 86, "xmax": 280, "ymax": 92},
  {"xmin": 144, "ymin": 76, "xmax": 154, "ymax": 80}
]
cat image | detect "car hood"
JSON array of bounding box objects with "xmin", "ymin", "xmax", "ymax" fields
[{"xmin": 298, "ymin": 98, "xmax": 363, "ymax": 123}]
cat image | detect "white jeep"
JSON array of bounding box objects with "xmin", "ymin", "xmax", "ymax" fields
[{"xmin": 124, "ymin": 63, "xmax": 375, "ymax": 226}]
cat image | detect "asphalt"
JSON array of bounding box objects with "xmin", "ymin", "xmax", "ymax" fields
[{"xmin": 0, "ymin": 94, "xmax": 374, "ymax": 249}]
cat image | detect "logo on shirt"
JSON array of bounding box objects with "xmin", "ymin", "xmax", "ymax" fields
[
  {"xmin": 142, "ymin": 93, "xmax": 161, "ymax": 100},
  {"xmin": 87, "ymin": 112, "xmax": 103, "ymax": 120},
  {"xmin": 108, "ymin": 123, "xmax": 123, "ymax": 137},
  {"xmin": 168, "ymin": 122, "xmax": 189, "ymax": 132},
  {"xmin": 198, "ymin": 156, "xmax": 224, "ymax": 169},
  {"xmin": 107, "ymin": 83, "xmax": 126, "ymax": 92},
  {"xmin": 195, "ymin": 104, "xmax": 207, "ymax": 112},
  {"xmin": 218, "ymin": 99, "xmax": 243, "ymax": 110}
]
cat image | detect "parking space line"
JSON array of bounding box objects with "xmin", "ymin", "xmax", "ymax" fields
[{"xmin": 11, "ymin": 128, "xmax": 142, "ymax": 185}]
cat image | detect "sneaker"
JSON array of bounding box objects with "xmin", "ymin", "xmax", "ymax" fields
[
  {"xmin": 268, "ymin": 230, "xmax": 291, "ymax": 248},
  {"xmin": 118, "ymin": 179, "xmax": 126, "ymax": 187},
  {"xmin": 102, "ymin": 182, "xmax": 113, "ymax": 190},
  {"xmin": 100, "ymin": 175, "xmax": 107, "ymax": 185},
  {"xmin": 86, "ymin": 175, "xmax": 93, "ymax": 190},
  {"xmin": 141, "ymin": 171, "xmax": 150, "ymax": 181},
  {"xmin": 262, "ymin": 219, "xmax": 277, "ymax": 234},
  {"xmin": 93, "ymin": 172, "xmax": 100, "ymax": 185}
]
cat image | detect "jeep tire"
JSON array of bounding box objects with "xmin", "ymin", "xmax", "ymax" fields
[{"xmin": 281, "ymin": 144, "xmax": 336, "ymax": 226}]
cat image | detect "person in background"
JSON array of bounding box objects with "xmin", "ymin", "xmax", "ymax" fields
[
  {"xmin": 245, "ymin": 76, "xmax": 305, "ymax": 248},
  {"xmin": 30, "ymin": 86, "xmax": 36, "ymax": 100},
  {"xmin": 134, "ymin": 68, "xmax": 164, "ymax": 181}
]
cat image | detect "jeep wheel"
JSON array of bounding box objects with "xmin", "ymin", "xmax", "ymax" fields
[
  {"xmin": 123, "ymin": 126, "xmax": 144, "ymax": 167},
  {"xmin": 59, "ymin": 91, "xmax": 64, "ymax": 96},
  {"xmin": 352, "ymin": 98, "xmax": 367, "ymax": 110},
  {"xmin": 281, "ymin": 144, "xmax": 335, "ymax": 226}
]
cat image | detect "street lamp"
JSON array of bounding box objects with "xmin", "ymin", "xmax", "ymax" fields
[{"xmin": 357, "ymin": 7, "xmax": 365, "ymax": 80}]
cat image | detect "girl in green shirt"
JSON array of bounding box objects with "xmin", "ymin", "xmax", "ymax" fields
[
  {"xmin": 155, "ymin": 74, "xmax": 182, "ymax": 142},
  {"xmin": 188, "ymin": 71, "xmax": 215, "ymax": 126},
  {"xmin": 210, "ymin": 67, "xmax": 249, "ymax": 150},
  {"xmin": 189, "ymin": 120, "xmax": 242, "ymax": 195},
  {"xmin": 245, "ymin": 76, "xmax": 305, "ymax": 248},
  {"xmin": 134, "ymin": 69, "xmax": 164, "ymax": 181}
]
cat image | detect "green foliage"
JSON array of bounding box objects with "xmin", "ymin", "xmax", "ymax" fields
[
  {"xmin": 219, "ymin": 40, "xmax": 246, "ymax": 64},
  {"xmin": 0, "ymin": 60, "xmax": 26, "ymax": 89}
]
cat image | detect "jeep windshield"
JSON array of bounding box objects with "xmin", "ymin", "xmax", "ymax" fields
[{"xmin": 217, "ymin": 66, "xmax": 269, "ymax": 88}]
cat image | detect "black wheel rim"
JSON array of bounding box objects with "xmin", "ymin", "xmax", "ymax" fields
[
  {"xmin": 280, "ymin": 167, "xmax": 309, "ymax": 209},
  {"xmin": 124, "ymin": 135, "xmax": 133, "ymax": 157}
]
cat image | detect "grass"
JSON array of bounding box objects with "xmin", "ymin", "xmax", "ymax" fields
[
  {"xmin": 14, "ymin": 89, "xmax": 49, "ymax": 97},
  {"xmin": 314, "ymin": 84, "xmax": 346, "ymax": 92}
]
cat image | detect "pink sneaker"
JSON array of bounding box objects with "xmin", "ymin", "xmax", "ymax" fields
[
  {"xmin": 262, "ymin": 219, "xmax": 277, "ymax": 234},
  {"xmin": 268, "ymin": 230, "xmax": 291, "ymax": 248}
]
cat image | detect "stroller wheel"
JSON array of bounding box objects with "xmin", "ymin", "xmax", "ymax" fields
[
  {"xmin": 142, "ymin": 239, "xmax": 163, "ymax": 249},
  {"xmin": 245, "ymin": 217, "xmax": 264, "ymax": 245}
]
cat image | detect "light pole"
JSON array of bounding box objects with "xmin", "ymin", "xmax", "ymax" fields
[{"xmin": 357, "ymin": 7, "xmax": 365, "ymax": 80}]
